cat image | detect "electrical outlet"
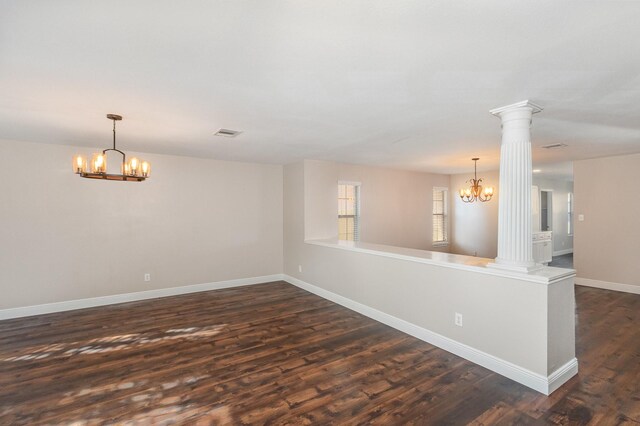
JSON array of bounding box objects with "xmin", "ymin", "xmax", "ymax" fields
[
  {"xmin": 578, "ymin": 214, "xmax": 584, "ymax": 222},
  {"xmin": 144, "ymin": 273, "xmax": 151, "ymax": 282},
  {"xmin": 298, "ymin": 265, "xmax": 302, "ymax": 273},
  {"xmin": 454, "ymin": 312, "xmax": 463, "ymax": 327}
]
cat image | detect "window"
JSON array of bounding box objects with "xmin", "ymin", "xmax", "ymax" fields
[
  {"xmin": 338, "ymin": 183, "xmax": 360, "ymax": 241},
  {"xmin": 433, "ymin": 187, "xmax": 448, "ymax": 245},
  {"xmin": 567, "ymin": 192, "xmax": 574, "ymax": 236}
]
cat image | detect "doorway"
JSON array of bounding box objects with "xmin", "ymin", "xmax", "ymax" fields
[{"xmin": 540, "ymin": 190, "xmax": 553, "ymax": 232}]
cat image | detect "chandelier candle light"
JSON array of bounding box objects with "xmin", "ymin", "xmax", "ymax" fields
[
  {"xmin": 72, "ymin": 114, "xmax": 150, "ymax": 182},
  {"xmin": 459, "ymin": 158, "xmax": 494, "ymax": 203}
]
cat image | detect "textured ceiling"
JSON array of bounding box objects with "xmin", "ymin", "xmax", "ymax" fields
[{"xmin": 1, "ymin": 1, "xmax": 639, "ymax": 174}]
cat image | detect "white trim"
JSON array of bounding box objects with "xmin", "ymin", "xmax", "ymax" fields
[
  {"xmin": 490, "ymin": 99, "xmax": 543, "ymax": 115},
  {"xmin": 575, "ymin": 277, "xmax": 640, "ymax": 295},
  {"xmin": 553, "ymin": 248, "xmax": 573, "ymax": 256},
  {"xmin": 1, "ymin": 272, "xmax": 578, "ymax": 395},
  {"xmin": 0, "ymin": 274, "xmax": 285, "ymax": 320},
  {"xmin": 547, "ymin": 358, "xmax": 579, "ymax": 394},
  {"xmin": 283, "ymin": 274, "xmax": 577, "ymax": 395},
  {"xmin": 432, "ymin": 242, "xmax": 450, "ymax": 248},
  {"xmin": 337, "ymin": 180, "xmax": 362, "ymax": 186}
]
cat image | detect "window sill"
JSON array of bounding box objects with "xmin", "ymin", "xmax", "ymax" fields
[{"xmin": 432, "ymin": 242, "xmax": 449, "ymax": 248}]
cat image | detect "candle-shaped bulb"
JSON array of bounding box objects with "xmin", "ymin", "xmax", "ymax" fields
[
  {"xmin": 128, "ymin": 157, "xmax": 140, "ymax": 176},
  {"xmin": 141, "ymin": 161, "xmax": 150, "ymax": 177},
  {"xmin": 72, "ymin": 155, "xmax": 86, "ymax": 174},
  {"xmin": 91, "ymin": 153, "xmax": 106, "ymax": 173}
]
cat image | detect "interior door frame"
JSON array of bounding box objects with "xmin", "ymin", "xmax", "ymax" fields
[{"xmin": 540, "ymin": 189, "xmax": 554, "ymax": 232}]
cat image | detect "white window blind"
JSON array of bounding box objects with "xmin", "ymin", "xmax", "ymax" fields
[
  {"xmin": 567, "ymin": 192, "xmax": 574, "ymax": 236},
  {"xmin": 433, "ymin": 187, "xmax": 448, "ymax": 245},
  {"xmin": 338, "ymin": 183, "xmax": 360, "ymax": 241}
]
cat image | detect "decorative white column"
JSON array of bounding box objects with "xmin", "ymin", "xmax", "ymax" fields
[{"xmin": 488, "ymin": 100, "xmax": 543, "ymax": 273}]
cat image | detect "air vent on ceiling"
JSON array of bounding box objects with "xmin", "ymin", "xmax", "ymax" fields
[
  {"xmin": 214, "ymin": 128, "xmax": 242, "ymax": 138},
  {"xmin": 542, "ymin": 143, "xmax": 568, "ymax": 149}
]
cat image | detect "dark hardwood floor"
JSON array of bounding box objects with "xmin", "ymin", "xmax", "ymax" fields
[{"xmin": 0, "ymin": 281, "xmax": 638, "ymax": 425}]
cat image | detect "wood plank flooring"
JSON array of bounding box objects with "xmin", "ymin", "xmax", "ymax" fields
[{"xmin": 0, "ymin": 281, "xmax": 638, "ymax": 425}]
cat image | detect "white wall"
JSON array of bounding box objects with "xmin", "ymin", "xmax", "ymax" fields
[
  {"xmin": 574, "ymin": 154, "xmax": 640, "ymax": 289},
  {"xmin": 0, "ymin": 139, "xmax": 283, "ymax": 309},
  {"xmin": 304, "ymin": 159, "xmax": 450, "ymax": 251},
  {"xmin": 284, "ymin": 161, "xmax": 305, "ymax": 278},
  {"xmin": 304, "ymin": 160, "xmax": 339, "ymax": 241},
  {"xmin": 532, "ymin": 177, "xmax": 574, "ymax": 255},
  {"xmin": 284, "ymin": 160, "xmax": 576, "ymax": 388},
  {"xmin": 449, "ymin": 170, "xmax": 500, "ymax": 258},
  {"xmin": 337, "ymin": 162, "xmax": 450, "ymax": 251},
  {"xmin": 449, "ymin": 171, "xmax": 574, "ymax": 259}
]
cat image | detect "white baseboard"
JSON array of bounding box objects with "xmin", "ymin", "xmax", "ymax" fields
[
  {"xmin": 0, "ymin": 274, "xmax": 285, "ymax": 320},
  {"xmin": 547, "ymin": 358, "xmax": 579, "ymax": 394},
  {"xmin": 283, "ymin": 274, "xmax": 576, "ymax": 395},
  {"xmin": 2, "ymin": 273, "xmax": 578, "ymax": 394},
  {"xmin": 553, "ymin": 248, "xmax": 573, "ymax": 256},
  {"xmin": 575, "ymin": 277, "xmax": 640, "ymax": 295}
]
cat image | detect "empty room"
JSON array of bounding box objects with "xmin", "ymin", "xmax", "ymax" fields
[{"xmin": 1, "ymin": 1, "xmax": 639, "ymax": 424}]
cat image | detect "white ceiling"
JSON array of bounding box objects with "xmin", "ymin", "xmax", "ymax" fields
[
  {"xmin": 1, "ymin": 1, "xmax": 639, "ymax": 174},
  {"xmin": 533, "ymin": 161, "xmax": 573, "ymax": 181}
]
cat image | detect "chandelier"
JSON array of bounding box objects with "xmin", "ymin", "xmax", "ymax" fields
[
  {"xmin": 72, "ymin": 114, "xmax": 150, "ymax": 182},
  {"xmin": 459, "ymin": 158, "xmax": 494, "ymax": 203}
]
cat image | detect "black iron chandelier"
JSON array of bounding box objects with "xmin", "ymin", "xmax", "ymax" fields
[{"xmin": 72, "ymin": 114, "xmax": 150, "ymax": 182}]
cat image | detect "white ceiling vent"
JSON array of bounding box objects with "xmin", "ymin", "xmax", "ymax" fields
[
  {"xmin": 542, "ymin": 143, "xmax": 568, "ymax": 149},
  {"xmin": 214, "ymin": 128, "xmax": 242, "ymax": 138}
]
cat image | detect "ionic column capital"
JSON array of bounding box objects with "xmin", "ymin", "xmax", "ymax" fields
[{"xmin": 490, "ymin": 100, "xmax": 543, "ymax": 117}]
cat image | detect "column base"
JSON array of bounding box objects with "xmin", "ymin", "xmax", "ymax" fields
[{"xmin": 487, "ymin": 258, "xmax": 545, "ymax": 274}]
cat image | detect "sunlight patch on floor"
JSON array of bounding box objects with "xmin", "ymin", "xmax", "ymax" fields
[{"xmin": 0, "ymin": 325, "xmax": 226, "ymax": 362}]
